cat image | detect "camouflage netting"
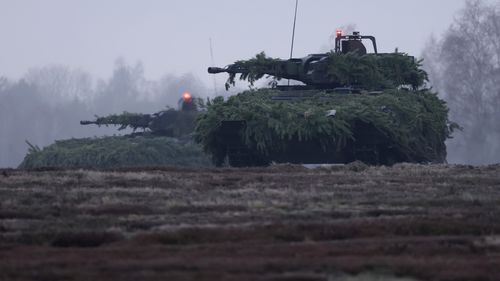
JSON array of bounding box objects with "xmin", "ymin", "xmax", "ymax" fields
[
  {"xmin": 82, "ymin": 109, "xmax": 198, "ymax": 137},
  {"xmin": 225, "ymin": 52, "xmax": 428, "ymax": 90},
  {"xmin": 225, "ymin": 52, "xmax": 282, "ymax": 89},
  {"xmin": 86, "ymin": 112, "xmax": 152, "ymax": 131},
  {"xmin": 326, "ymin": 52, "xmax": 427, "ymax": 89},
  {"xmin": 19, "ymin": 136, "xmax": 211, "ymax": 169},
  {"xmin": 195, "ymin": 89, "xmax": 458, "ymax": 164}
]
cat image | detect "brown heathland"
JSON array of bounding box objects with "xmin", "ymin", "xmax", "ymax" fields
[{"xmin": 1, "ymin": 163, "xmax": 500, "ymax": 281}]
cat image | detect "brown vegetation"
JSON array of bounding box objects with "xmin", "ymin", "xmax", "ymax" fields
[{"xmin": 1, "ymin": 164, "xmax": 500, "ymax": 280}]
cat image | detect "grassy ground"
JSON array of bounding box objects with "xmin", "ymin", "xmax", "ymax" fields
[{"xmin": 1, "ymin": 163, "xmax": 500, "ymax": 281}]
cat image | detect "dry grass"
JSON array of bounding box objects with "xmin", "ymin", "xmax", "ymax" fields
[{"xmin": 0, "ymin": 164, "xmax": 500, "ymax": 280}]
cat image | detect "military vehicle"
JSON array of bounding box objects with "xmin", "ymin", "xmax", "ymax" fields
[
  {"xmin": 196, "ymin": 31, "xmax": 456, "ymax": 167},
  {"xmin": 80, "ymin": 92, "xmax": 201, "ymax": 138},
  {"xmin": 19, "ymin": 93, "xmax": 211, "ymax": 170}
]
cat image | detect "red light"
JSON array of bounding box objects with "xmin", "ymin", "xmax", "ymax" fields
[
  {"xmin": 182, "ymin": 92, "xmax": 192, "ymax": 102},
  {"xmin": 336, "ymin": 29, "xmax": 343, "ymax": 38}
]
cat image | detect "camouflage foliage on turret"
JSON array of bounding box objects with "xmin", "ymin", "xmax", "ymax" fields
[
  {"xmin": 80, "ymin": 95, "xmax": 204, "ymax": 137},
  {"xmin": 81, "ymin": 109, "xmax": 198, "ymax": 137},
  {"xmin": 223, "ymin": 52, "xmax": 427, "ymax": 90},
  {"xmin": 326, "ymin": 52, "xmax": 428, "ymax": 89}
]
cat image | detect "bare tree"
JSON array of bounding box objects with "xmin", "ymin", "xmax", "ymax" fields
[
  {"xmin": 423, "ymin": 0, "xmax": 500, "ymax": 164},
  {"xmin": 25, "ymin": 65, "xmax": 94, "ymax": 104}
]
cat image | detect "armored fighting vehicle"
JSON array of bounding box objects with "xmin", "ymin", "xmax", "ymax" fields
[
  {"xmin": 19, "ymin": 93, "xmax": 210, "ymax": 170},
  {"xmin": 196, "ymin": 31, "xmax": 456, "ymax": 167}
]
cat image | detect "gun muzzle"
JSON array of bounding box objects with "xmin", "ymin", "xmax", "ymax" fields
[
  {"xmin": 80, "ymin": 121, "xmax": 94, "ymax": 125},
  {"xmin": 207, "ymin": 67, "xmax": 225, "ymax": 74}
]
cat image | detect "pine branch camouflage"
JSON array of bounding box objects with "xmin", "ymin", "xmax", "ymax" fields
[{"xmin": 198, "ymin": 52, "xmax": 457, "ymax": 166}]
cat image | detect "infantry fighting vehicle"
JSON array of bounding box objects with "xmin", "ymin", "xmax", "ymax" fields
[{"xmin": 196, "ymin": 31, "xmax": 454, "ymax": 167}]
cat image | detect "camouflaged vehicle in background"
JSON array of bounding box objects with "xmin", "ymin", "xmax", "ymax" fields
[{"xmin": 19, "ymin": 93, "xmax": 210, "ymax": 170}]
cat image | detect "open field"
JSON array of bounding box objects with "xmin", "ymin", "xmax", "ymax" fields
[{"xmin": 1, "ymin": 163, "xmax": 500, "ymax": 281}]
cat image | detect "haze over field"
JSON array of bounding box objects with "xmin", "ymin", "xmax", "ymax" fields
[
  {"xmin": 0, "ymin": 0, "xmax": 499, "ymax": 167},
  {"xmin": 1, "ymin": 0, "xmax": 465, "ymax": 86}
]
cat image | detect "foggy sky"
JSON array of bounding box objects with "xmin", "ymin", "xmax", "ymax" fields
[{"xmin": 1, "ymin": 0, "xmax": 467, "ymax": 90}]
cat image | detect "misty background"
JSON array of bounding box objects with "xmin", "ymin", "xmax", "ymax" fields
[{"xmin": 0, "ymin": 0, "xmax": 499, "ymax": 167}]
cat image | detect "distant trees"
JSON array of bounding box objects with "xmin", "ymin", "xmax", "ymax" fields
[
  {"xmin": 93, "ymin": 59, "xmax": 146, "ymax": 113},
  {"xmin": 423, "ymin": 0, "xmax": 500, "ymax": 164},
  {"xmin": 25, "ymin": 65, "xmax": 94, "ymax": 104}
]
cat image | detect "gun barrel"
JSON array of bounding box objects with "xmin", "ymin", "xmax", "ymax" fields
[
  {"xmin": 80, "ymin": 120, "xmax": 96, "ymax": 125},
  {"xmin": 207, "ymin": 67, "xmax": 226, "ymax": 74}
]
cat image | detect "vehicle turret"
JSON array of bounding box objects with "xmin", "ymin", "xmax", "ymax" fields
[
  {"xmin": 80, "ymin": 93, "xmax": 201, "ymax": 137},
  {"xmin": 208, "ymin": 32, "xmax": 424, "ymax": 91}
]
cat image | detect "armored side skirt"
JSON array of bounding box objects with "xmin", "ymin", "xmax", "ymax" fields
[{"xmin": 217, "ymin": 120, "xmax": 408, "ymax": 167}]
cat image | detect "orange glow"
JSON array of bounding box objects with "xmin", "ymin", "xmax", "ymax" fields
[
  {"xmin": 182, "ymin": 92, "xmax": 192, "ymax": 102},
  {"xmin": 336, "ymin": 29, "xmax": 343, "ymax": 38}
]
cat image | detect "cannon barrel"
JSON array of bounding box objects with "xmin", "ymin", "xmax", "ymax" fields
[
  {"xmin": 80, "ymin": 120, "xmax": 96, "ymax": 125},
  {"xmin": 207, "ymin": 67, "xmax": 226, "ymax": 74},
  {"xmin": 208, "ymin": 65, "xmax": 249, "ymax": 74}
]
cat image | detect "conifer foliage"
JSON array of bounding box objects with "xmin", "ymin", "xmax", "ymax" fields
[
  {"xmin": 197, "ymin": 51, "xmax": 457, "ymax": 165},
  {"xmin": 224, "ymin": 52, "xmax": 428, "ymax": 90},
  {"xmin": 20, "ymin": 136, "xmax": 211, "ymax": 169}
]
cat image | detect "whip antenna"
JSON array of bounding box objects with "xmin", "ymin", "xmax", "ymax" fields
[
  {"xmin": 288, "ymin": 0, "xmax": 299, "ymax": 86},
  {"xmin": 209, "ymin": 38, "xmax": 218, "ymax": 95},
  {"xmin": 289, "ymin": 0, "xmax": 299, "ymax": 59}
]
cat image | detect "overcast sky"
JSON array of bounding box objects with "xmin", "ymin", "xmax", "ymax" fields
[{"xmin": 1, "ymin": 0, "xmax": 467, "ymax": 88}]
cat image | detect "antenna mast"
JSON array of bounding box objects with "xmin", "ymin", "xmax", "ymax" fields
[
  {"xmin": 288, "ymin": 0, "xmax": 299, "ymax": 86},
  {"xmin": 289, "ymin": 0, "xmax": 299, "ymax": 59},
  {"xmin": 209, "ymin": 38, "xmax": 218, "ymax": 95}
]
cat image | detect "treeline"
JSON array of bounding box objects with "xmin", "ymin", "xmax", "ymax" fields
[
  {"xmin": 423, "ymin": 0, "xmax": 500, "ymax": 164},
  {"xmin": 0, "ymin": 59, "xmax": 208, "ymax": 168}
]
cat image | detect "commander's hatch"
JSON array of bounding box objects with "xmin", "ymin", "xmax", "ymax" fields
[{"xmin": 334, "ymin": 31, "xmax": 378, "ymax": 55}]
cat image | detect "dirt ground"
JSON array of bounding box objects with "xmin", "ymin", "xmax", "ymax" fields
[{"xmin": 1, "ymin": 163, "xmax": 500, "ymax": 281}]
